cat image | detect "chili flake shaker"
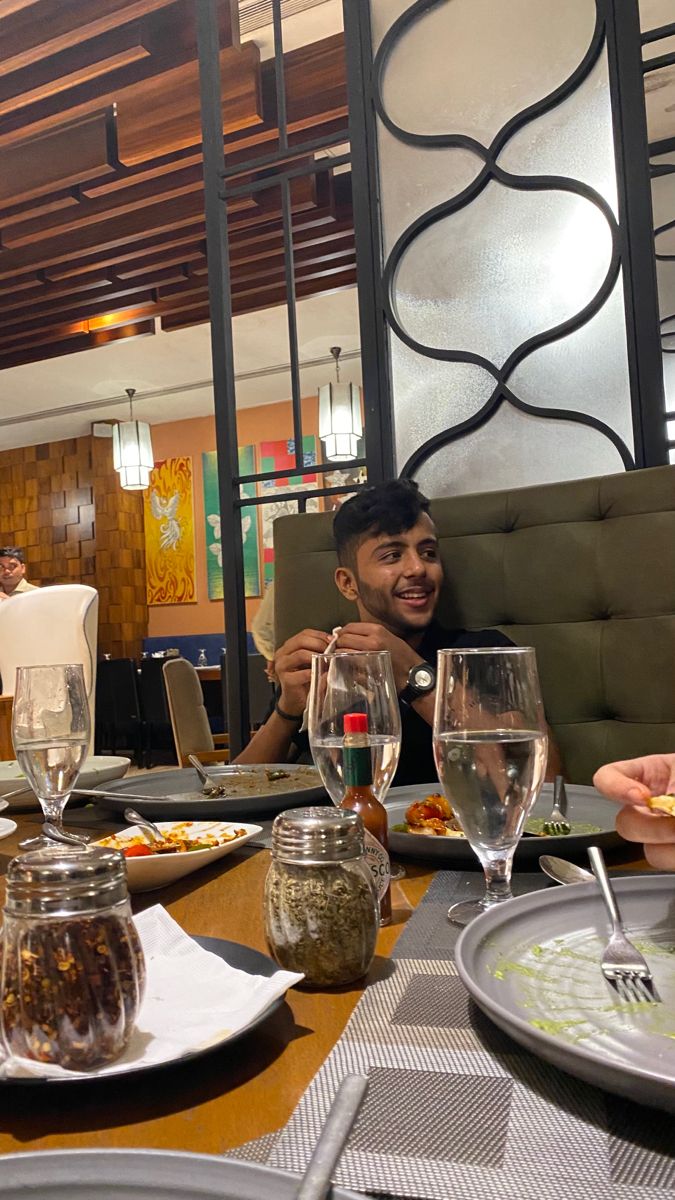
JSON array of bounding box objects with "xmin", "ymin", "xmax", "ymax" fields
[{"xmin": 1, "ymin": 844, "xmax": 146, "ymax": 1071}]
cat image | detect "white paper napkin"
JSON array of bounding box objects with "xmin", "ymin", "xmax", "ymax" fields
[{"xmin": 0, "ymin": 905, "xmax": 303, "ymax": 1080}]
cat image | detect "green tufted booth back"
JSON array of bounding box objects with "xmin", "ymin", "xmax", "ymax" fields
[{"xmin": 273, "ymin": 465, "xmax": 675, "ymax": 785}]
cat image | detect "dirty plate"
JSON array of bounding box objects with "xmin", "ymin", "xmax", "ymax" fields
[
  {"xmin": 387, "ymin": 781, "xmax": 622, "ymax": 864},
  {"xmin": 96, "ymin": 821, "xmax": 262, "ymax": 891},
  {"xmin": 455, "ymin": 875, "xmax": 675, "ymax": 1112}
]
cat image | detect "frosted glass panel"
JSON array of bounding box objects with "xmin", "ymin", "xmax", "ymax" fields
[
  {"xmin": 501, "ymin": 54, "xmax": 618, "ymax": 214},
  {"xmin": 414, "ymin": 405, "xmax": 625, "ymax": 499},
  {"xmin": 390, "ymin": 331, "xmax": 498, "ymax": 471},
  {"xmin": 379, "ymin": 0, "xmax": 596, "ymax": 144},
  {"xmin": 639, "ymin": 0, "xmax": 675, "ymax": 31},
  {"xmin": 377, "ymin": 127, "xmax": 483, "ymax": 255},
  {"xmin": 394, "ymin": 183, "xmax": 613, "ymax": 366},
  {"xmin": 509, "ymin": 275, "xmax": 634, "ymax": 450},
  {"xmin": 656, "ymin": 258, "xmax": 675, "ymax": 313},
  {"xmin": 664, "ymin": 355, "xmax": 675, "ymax": 410},
  {"xmin": 650, "ymin": 171, "xmax": 675, "ymax": 230}
]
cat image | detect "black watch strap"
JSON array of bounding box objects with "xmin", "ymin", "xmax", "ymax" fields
[{"xmin": 400, "ymin": 661, "xmax": 436, "ymax": 705}]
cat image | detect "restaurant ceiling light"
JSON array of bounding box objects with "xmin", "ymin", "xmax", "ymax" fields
[
  {"xmin": 112, "ymin": 387, "xmax": 154, "ymax": 491},
  {"xmin": 318, "ymin": 346, "xmax": 362, "ymax": 462}
]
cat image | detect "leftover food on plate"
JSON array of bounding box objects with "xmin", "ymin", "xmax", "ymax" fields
[
  {"xmin": 98, "ymin": 822, "xmax": 246, "ymax": 858},
  {"xmin": 199, "ymin": 765, "xmax": 315, "ymax": 797},
  {"xmin": 392, "ymin": 794, "xmax": 465, "ymax": 837},
  {"xmin": 647, "ymin": 794, "xmax": 675, "ymax": 816},
  {"xmin": 392, "ymin": 794, "xmax": 602, "ymax": 839}
]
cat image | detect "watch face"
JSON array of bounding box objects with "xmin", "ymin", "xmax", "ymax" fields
[{"xmin": 412, "ymin": 664, "xmax": 435, "ymax": 692}]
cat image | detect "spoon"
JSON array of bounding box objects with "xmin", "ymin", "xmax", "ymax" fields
[
  {"xmin": 124, "ymin": 807, "xmax": 164, "ymax": 842},
  {"xmin": 188, "ymin": 754, "xmax": 212, "ymax": 787},
  {"xmin": 296, "ymin": 1074, "xmax": 368, "ymax": 1200},
  {"xmin": 539, "ymin": 855, "xmax": 594, "ymax": 886}
]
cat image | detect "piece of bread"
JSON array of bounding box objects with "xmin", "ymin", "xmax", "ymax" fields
[{"xmin": 647, "ymin": 794, "xmax": 675, "ymax": 816}]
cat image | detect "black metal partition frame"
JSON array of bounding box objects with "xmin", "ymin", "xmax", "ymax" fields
[
  {"xmin": 643, "ymin": 16, "xmax": 675, "ymax": 455},
  {"xmin": 342, "ymin": 0, "xmax": 667, "ymax": 479},
  {"xmin": 196, "ymin": 0, "xmax": 394, "ymax": 755}
]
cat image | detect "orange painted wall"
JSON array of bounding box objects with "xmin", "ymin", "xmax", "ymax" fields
[{"xmin": 148, "ymin": 396, "xmax": 319, "ymax": 637}]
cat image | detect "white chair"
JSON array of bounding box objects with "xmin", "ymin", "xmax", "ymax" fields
[{"xmin": 0, "ymin": 585, "xmax": 129, "ymax": 799}]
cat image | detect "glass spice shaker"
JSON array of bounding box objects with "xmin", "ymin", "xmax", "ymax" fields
[
  {"xmin": 264, "ymin": 806, "xmax": 379, "ymax": 988},
  {"xmin": 1, "ymin": 845, "xmax": 146, "ymax": 1072}
]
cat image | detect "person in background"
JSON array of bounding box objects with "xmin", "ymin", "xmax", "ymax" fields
[
  {"xmin": 250, "ymin": 581, "xmax": 276, "ymax": 684},
  {"xmin": 236, "ymin": 479, "xmax": 562, "ymax": 785},
  {"xmin": 0, "ymin": 547, "xmax": 38, "ymax": 599},
  {"xmin": 593, "ymin": 753, "xmax": 675, "ymax": 871}
]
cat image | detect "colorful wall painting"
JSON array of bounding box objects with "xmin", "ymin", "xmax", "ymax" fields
[
  {"xmin": 143, "ymin": 456, "xmax": 196, "ymax": 605},
  {"xmin": 202, "ymin": 448, "xmax": 261, "ymax": 600},
  {"xmin": 258, "ymin": 436, "xmax": 319, "ymax": 587}
]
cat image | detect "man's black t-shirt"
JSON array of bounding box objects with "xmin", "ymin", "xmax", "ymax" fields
[
  {"xmin": 289, "ymin": 621, "xmax": 514, "ymax": 788},
  {"xmin": 393, "ymin": 622, "xmax": 513, "ymax": 787}
]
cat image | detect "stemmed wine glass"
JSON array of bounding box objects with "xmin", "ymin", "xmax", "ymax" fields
[
  {"xmin": 433, "ymin": 646, "xmax": 547, "ymax": 925},
  {"xmin": 307, "ymin": 650, "xmax": 401, "ymax": 807},
  {"xmin": 12, "ymin": 664, "xmax": 90, "ymax": 840}
]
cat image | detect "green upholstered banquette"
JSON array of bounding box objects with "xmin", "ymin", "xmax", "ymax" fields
[{"xmin": 272, "ymin": 465, "xmax": 675, "ymax": 784}]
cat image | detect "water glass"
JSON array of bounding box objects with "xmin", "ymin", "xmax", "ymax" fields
[
  {"xmin": 307, "ymin": 650, "xmax": 401, "ymax": 807},
  {"xmin": 12, "ymin": 663, "xmax": 90, "ymax": 835},
  {"xmin": 433, "ymin": 647, "xmax": 547, "ymax": 925}
]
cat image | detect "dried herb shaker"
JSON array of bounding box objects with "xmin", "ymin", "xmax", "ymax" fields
[{"xmin": 264, "ymin": 806, "xmax": 379, "ymax": 987}]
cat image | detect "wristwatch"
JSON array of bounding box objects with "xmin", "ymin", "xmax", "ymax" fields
[{"xmin": 400, "ymin": 661, "xmax": 437, "ymax": 705}]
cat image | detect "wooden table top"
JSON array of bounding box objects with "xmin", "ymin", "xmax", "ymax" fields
[{"xmin": 0, "ymin": 809, "xmax": 435, "ymax": 1156}]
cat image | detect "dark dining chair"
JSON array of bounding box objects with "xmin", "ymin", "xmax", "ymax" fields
[
  {"xmin": 94, "ymin": 658, "xmax": 143, "ymax": 766},
  {"xmin": 138, "ymin": 658, "xmax": 176, "ymax": 768}
]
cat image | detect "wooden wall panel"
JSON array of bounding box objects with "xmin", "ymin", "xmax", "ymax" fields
[
  {"xmin": 0, "ymin": 432, "xmax": 147, "ymax": 661},
  {"xmin": 92, "ymin": 434, "xmax": 147, "ymax": 658}
]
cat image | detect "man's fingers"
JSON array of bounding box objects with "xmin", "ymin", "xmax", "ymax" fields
[
  {"xmin": 615, "ymin": 804, "xmax": 675, "ymax": 845},
  {"xmin": 277, "ymin": 648, "xmax": 320, "ymax": 671},
  {"xmin": 644, "ymin": 842, "xmax": 675, "ymax": 870},
  {"xmin": 593, "ymin": 763, "xmax": 651, "ymax": 805}
]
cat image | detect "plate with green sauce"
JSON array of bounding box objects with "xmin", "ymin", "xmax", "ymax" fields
[
  {"xmin": 386, "ymin": 781, "xmax": 621, "ymax": 865},
  {"xmin": 455, "ymin": 875, "xmax": 675, "ymax": 1112}
]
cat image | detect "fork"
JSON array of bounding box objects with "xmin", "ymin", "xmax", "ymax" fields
[
  {"xmin": 588, "ymin": 846, "xmax": 660, "ymax": 1004},
  {"xmin": 543, "ymin": 775, "xmax": 571, "ymax": 836}
]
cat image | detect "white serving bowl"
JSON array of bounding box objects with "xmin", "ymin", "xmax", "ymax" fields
[{"xmin": 97, "ymin": 820, "xmax": 262, "ymax": 892}]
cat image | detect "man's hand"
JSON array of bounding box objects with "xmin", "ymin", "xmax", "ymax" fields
[
  {"xmin": 335, "ymin": 622, "xmax": 422, "ymax": 692},
  {"xmin": 275, "ymin": 628, "xmax": 332, "ymax": 717},
  {"xmin": 593, "ymin": 753, "xmax": 675, "ymax": 871}
]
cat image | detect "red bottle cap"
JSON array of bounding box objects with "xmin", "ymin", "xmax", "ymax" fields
[{"xmin": 344, "ymin": 712, "xmax": 368, "ymax": 734}]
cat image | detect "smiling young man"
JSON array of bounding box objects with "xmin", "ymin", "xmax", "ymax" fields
[{"xmin": 236, "ymin": 479, "xmax": 561, "ymax": 783}]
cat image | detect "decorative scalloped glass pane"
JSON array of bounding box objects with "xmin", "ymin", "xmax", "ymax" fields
[
  {"xmin": 500, "ymin": 53, "xmax": 618, "ymax": 213},
  {"xmin": 651, "ymin": 171, "xmax": 675, "ymax": 231},
  {"xmin": 370, "ymin": 0, "xmax": 412, "ymax": 52},
  {"xmin": 656, "ymin": 259, "xmax": 675, "ymax": 312},
  {"xmin": 377, "ymin": 0, "xmax": 596, "ymax": 145},
  {"xmin": 377, "ymin": 126, "xmax": 484, "ymax": 255},
  {"xmin": 390, "ymin": 331, "xmax": 498, "ymax": 472},
  {"xmin": 393, "ymin": 182, "xmax": 613, "ymax": 366},
  {"xmin": 639, "ymin": 0, "xmax": 675, "ymax": 31},
  {"xmin": 509, "ymin": 275, "xmax": 634, "ymax": 450},
  {"xmin": 413, "ymin": 405, "xmax": 626, "ymax": 498}
]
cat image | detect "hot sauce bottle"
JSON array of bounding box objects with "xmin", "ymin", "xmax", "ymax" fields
[{"xmin": 340, "ymin": 712, "xmax": 392, "ymax": 926}]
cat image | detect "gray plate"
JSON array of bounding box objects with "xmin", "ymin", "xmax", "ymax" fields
[
  {"xmin": 0, "ymin": 1149, "xmax": 362, "ymax": 1199},
  {"xmin": 91, "ymin": 764, "xmax": 327, "ymax": 819},
  {"xmin": 455, "ymin": 875, "xmax": 675, "ymax": 1112},
  {"xmin": 2, "ymin": 938, "xmax": 286, "ymax": 1087},
  {"xmin": 386, "ymin": 781, "xmax": 622, "ymax": 864}
]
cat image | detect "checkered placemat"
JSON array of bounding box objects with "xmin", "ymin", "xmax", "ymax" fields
[{"xmin": 231, "ymin": 870, "xmax": 674, "ymax": 1198}]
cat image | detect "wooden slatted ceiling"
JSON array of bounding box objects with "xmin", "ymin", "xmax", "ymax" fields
[{"xmin": 0, "ymin": 0, "xmax": 354, "ymax": 370}]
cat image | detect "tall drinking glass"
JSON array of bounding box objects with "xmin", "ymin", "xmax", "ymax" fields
[
  {"xmin": 12, "ymin": 664, "xmax": 90, "ymax": 836},
  {"xmin": 308, "ymin": 650, "xmax": 401, "ymax": 807},
  {"xmin": 433, "ymin": 647, "xmax": 547, "ymax": 925}
]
